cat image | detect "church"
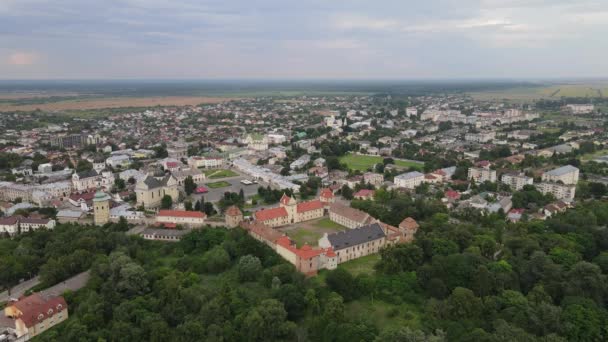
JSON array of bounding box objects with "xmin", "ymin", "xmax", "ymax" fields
[{"xmin": 254, "ymin": 194, "xmax": 324, "ymax": 227}]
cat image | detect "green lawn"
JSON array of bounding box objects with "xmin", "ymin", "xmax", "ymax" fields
[
  {"xmin": 340, "ymin": 153, "xmax": 424, "ymax": 172},
  {"xmin": 339, "ymin": 254, "xmax": 380, "ymax": 276},
  {"xmin": 286, "ymin": 219, "xmax": 346, "ymax": 247},
  {"xmin": 206, "ymin": 181, "xmax": 231, "ymax": 189},
  {"xmin": 202, "ymin": 169, "xmax": 239, "ymax": 179},
  {"xmin": 581, "ymin": 149, "xmax": 608, "ymax": 162}
]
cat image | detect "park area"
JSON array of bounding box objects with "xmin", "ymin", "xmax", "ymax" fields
[
  {"xmin": 202, "ymin": 169, "xmax": 239, "ymax": 179},
  {"xmin": 205, "ymin": 181, "xmax": 231, "ymax": 189},
  {"xmin": 281, "ymin": 218, "xmax": 346, "ymax": 247},
  {"xmin": 339, "ymin": 153, "xmax": 424, "ymax": 171}
]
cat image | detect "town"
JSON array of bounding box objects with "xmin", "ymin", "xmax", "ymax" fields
[{"xmin": 1, "ymin": 91, "xmax": 608, "ymax": 341}]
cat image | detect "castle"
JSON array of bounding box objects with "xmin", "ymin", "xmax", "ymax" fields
[{"xmin": 253, "ymin": 194, "xmax": 324, "ymax": 227}]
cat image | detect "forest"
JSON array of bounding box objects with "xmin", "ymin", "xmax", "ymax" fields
[{"xmin": 0, "ymin": 199, "xmax": 607, "ymax": 341}]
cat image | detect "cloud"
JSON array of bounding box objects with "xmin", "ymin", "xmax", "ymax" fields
[{"xmin": 7, "ymin": 52, "xmax": 39, "ymax": 66}]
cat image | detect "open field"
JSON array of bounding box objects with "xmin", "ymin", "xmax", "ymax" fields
[
  {"xmin": 205, "ymin": 181, "xmax": 231, "ymax": 189},
  {"xmin": 581, "ymin": 149, "xmax": 608, "ymax": 161},
  {"xmin": 283, "ymin": 218, "xmax": 346, "ymax": 247},
  {"xmin": 0, "ymin": 96, "xmax": 239, "ymax": 112},
  {"xmin": 340, "ymin": 153, "xmax": 424, "ymax": 171},
  {"xmin": 339, "ymin": 253, "xmax": 380, "ymax": 276},
  {"xmin": 202, "ymin": 169, "xmax": 239, "ymax": 179},
  {"xmin": 470, "ymin": 82, "xmax": 608, "ymax": 101}
]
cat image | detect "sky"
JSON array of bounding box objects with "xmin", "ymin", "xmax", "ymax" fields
[{"xmin": 1, "ymin": 0, "xmax": 607, "ymax": 80}]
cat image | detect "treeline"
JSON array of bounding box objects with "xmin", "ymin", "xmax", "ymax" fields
[
  {"xmin": 35, "ymin": 228, "xmax": 437, "ymax": 341},
  {"xmin": 0, "ymin": 219, "xmax": 130, "ymax": 292}
]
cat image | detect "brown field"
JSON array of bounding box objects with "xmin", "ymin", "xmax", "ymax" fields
[{"xmin": 0, "ymin": 96, "xmax": 241, "ymax": 111}]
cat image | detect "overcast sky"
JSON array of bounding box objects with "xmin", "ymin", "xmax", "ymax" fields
[{"xmin": 1, "ymin": 0, "xmax": 607, "ymax": 79}]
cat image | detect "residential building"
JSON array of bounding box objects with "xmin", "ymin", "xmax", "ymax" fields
[
  {"xmin": 394, "ymin": 171, "xmax": 425, "ymax": 189},
  {"xmin": 172, "ymin": 168, "xmax": 205, "ymax": 186},
  {"xmin": 0, "ymin": 216, "xmax": 55, "ymax": 236},
  {"xmin": 4, "ymin": 293, "xmax": 68, "ymax": 340},
  {"xmin": 465, "ymin": 131, "xmax": 496, "ymax": 143},
  {"xmin": 468, "ymin": 167, "xmax": 497, "ymax": 183},
  {"xmin": 363, "ymin": 172, "xmax": 384, "ymax": 186},
  {"xmin": 542, "ymin": 165, "xmax": 579, "ymax": 185},
  {"xmin": 501, "ymin": 172, "xmax": 533, "ymax": 191},
  {"xmin": 354, "ymin": 189, "xmax": 375, "ymax": 200},
  {"xmin": 167, "ymin": 142, "xmax": 188, "ymax": 159},
  {"xmin": 565, "ymin": 104, "xmax": 594, "ymax": 114},
  {"xmin": 244, "ymin": 133, "xmax": 269, "ymax": 151},
  {"xmin": 71, "ymin": 169, "xmax": 114, "ymax": 192},
  {"xmin": 536, "ymin": 182, "xmax": 576, "ymax": 201},
  {"xmin": 188, "ymin": 156, "xmax": 224, "ymax": 169}
]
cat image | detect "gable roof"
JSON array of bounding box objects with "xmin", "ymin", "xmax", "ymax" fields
[
  {"xmin": 297, "ymin": 200, "xmax": 323, "ymax": 213},
  {"xmin": 326, "ymin": 223, "xmax": 386, "ymax": 251},
  {"xmin": 12, "ymin": 293, "xmax": 67, "ymax": 328},
  {"xmin": 255, "ymin": 207, "xmax": 288, "ymax": 221},
  {"xmin": 329, "ymin": 202, "xmax": 371, "ymax": 224},
  {"xmin": 158, "ymin": 210, "xmax": 206, "ymax": 219}
]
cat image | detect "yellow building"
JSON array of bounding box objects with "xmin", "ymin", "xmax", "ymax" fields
[
  {"xmin": 135, "ymin": 170, "xmax": 179, "ymax": 209},
  {"xmin": 254, "ymin": 194, "xmax": 324, "ymax": 228},
  {"xmin": 4, "ymin": 293, "xmax": 68, "ymax": 340}
]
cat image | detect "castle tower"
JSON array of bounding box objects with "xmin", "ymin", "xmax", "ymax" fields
[
  {"xmin": 93, "ymin": 191, "xmax": 111, "ymax": 226},
  {"xmin": 279, "ymin": 193, "xmax": 298, "ymax": 223},
  {"xmin": 225, "ymin": 205, "xmax": 243, "ymax": 228}
]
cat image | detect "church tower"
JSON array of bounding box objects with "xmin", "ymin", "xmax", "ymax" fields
[
  {"xmin": 93, "ymin": 191, "xmax": 111, "ymax": 226},
  {"xmin": 279, "ymin": 193, "xmax": 298, "ymax": 223}
]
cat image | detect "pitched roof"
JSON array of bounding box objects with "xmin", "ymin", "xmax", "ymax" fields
[
  {"xmin": 0, "ymin": 216, "xmax": 18, "ymax": 225},
  {"xmin": 319, "ymin": 188, "xmax": 334, "ymax": 199},
  {"xmin": 225, "ymin": 205, "xmax": 242, "ymax": 217},
  {"xmin": 297, "ymin": 200, "xmax": 323, "ymax": 213},
  {"xmin": 243, "ymin": 222, "xmax": 283, "ymax": 242},
  {"xmin": 76, "ymin": 169, "xmax": 99, "ymax": 179},
  {"xmin": 280, "ymin": 194, "xmax": 294, "ymax": 206},
  {"xmin": 276, "ymin": 236, "xmax": 326, "ymax": 260},
  {"xmin": 329, "ymin": 203, "xmax": 371, "ymax": 224},
  {"xmin": 399, "ymin": 217, "xmax": 419, "ymax": 231},
  {"xmin": 157, "ymin": 210, "xmax": 206, "ymax": 219},
  {"xmin": 255, "ymin": 207, "xmax": 288, "ymax": 221},
  {"xmin": 12, "ymin": 293, "xmax": 67, "ymax": 328},
  {"xmin": 354, "ymin": 189, "xmax": 375, "ymax": 197},
  {"xmin": 326, "ymin": 223, "xmax": 386, "ymax": 251}
]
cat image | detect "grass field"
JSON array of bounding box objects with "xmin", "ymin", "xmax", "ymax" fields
[
  {"xmin": 285, "ymin": 218, "xmax": 346, "ymax": 247},
  {"xmin": 339, "ymin": 254, "xmax": 380, "ymax": 276},
  {"xmin": 203, "ymin": 169, "xmax": 239, "ymax": 179},
  {"xmin": 581, "ymin": 149, "xmax": 608, "ymax": 161},
  {"xmin": 205, "ymin": 181, "xmax": 231, "ymax": 189},
  {"xmin": 470, "ymin": 82, "xmax": 608, "ymax": 102},
  {"xmin": 340, "ymin": 153, "xmax": 424, "ymax": 171}
]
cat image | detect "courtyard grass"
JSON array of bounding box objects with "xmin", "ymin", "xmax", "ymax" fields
[
  {"xmin": 202, "ymin": 169, "xmax": 239, "ymax": 179},
  {"xmin": 339, "ymin": 153, "xmax": 424, "ymax": 172},
  {"xmin": 205, "ymin": 181, "xmax": 231, "ymax": 189},
  {"xmin": 285, "ymin": 218, "xmax": 346, "ymax": 247}
]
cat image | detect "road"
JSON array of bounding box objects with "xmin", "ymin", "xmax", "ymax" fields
[
  {"xmin": 39, "ymin": 271, "xmax": 90, "ymax": 298},
  {"xmin": 0, "ymin": 277, "xmax": 40, "ymax": 303}
]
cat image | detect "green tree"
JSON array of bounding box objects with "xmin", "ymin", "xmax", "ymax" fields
[
  {"xmin": 184, "ymin": 176, "xmax": 196, "ymax": 195},
  {"xmin": 161, "ymin": 195, "xmax": 173, "ymax": 209},
  {"xmin": 238, "ymin": 255, "xmax": 262, "ymax": 282}
]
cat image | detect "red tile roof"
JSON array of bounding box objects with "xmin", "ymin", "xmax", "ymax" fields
[
  {"xmin": 297, "ymin": 200, "xmax": 323, "ymax": 213},
  {"xmin": 255, "ymin": 207, "xmax": 288, "ymax": 221},
  {"xmin": 11, "ymin": 293, "xmax": 67, "ymax": 328},
  {"xmin": 158, "ymin": 210, "xmax": 206, "ymax": 219},
  {"xmin": 276, "ymin": 236, "xmax": 327, "ymax": 260},
  {"xmin": 445, "ymin": 190, "xmax": 461, "ymax": 199},
  {"xmin": 0, "ymin": 216, "xmax": 18, "ymax": 225},
  {"xmin": 280, "ymin": 194, "xmax": 293, "ymax": 205},
  {"xmin": 354, "ymin": 189, "xmax": 375, "ymax": 198},
  {"xmin": 320, "ymin": 188, "xmax": 334, "ymax": 199},
  {"xmin": 225, "ymin": 205, "xmax": 242, "ymax": 217}
]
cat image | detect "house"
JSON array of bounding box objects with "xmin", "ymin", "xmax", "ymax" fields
[
  {"xmin": 156, "ymin": 210, "xmax": 206, "ymax": 227},
  {"xmin": 318, "ymin": 223, "xmax": 387, "ymax": 264},
  {"xmin": 135, "ymin": 171, "xmax": 179, "ymax": 209},
  {"xmin": 4, "ymin": 293, "xmax": 68, "ymax": 340},
  {"xmin": 0, "ymin": 216, "xmax": 56, "ymax": 236},
  {"xmin": 167, "ymin": 141, "xmax": 188, "ymax": 159},
  {"xmin": 171, "ymin": 168, "xmax": 205, "ymax": 186},
  {"xmin": 363, "ymin": 172, "xmax": 384, "ymax": 186},
  {"xmin": 319, "ymin": 188, "xmax": 335, "ymax": 205},
  {"xmin": 507, "ymin": 208, "xmax": 525, "ymax": 222},
  {"xmin": 71, "ymin": 169, "xmax": 114, "ymax": 192},
  {"xmin": 254, "ymin": 194, "xmax": 324, "ymax": 227},
  {"xmin": 394, "ymin": 171, "xmax": 425, "ymax": 189},
  {"xmin": 328, "ymin": 202, "xmax": 374, "ymax": 229},
  {"xmin": 354, "ymin": 189, "xmax": 375, "ymax": 200}
]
